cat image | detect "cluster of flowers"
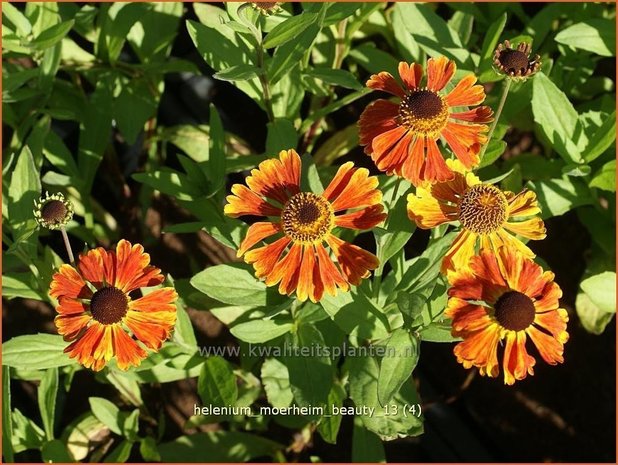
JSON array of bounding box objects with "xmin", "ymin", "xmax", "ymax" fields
[
  {"xmin": 225, "ymin": 42, "xmax": 566, "ymax": 385},
  {"xmin": 36, "ymin": 40, "xmax": 566, "ymax": 384}
]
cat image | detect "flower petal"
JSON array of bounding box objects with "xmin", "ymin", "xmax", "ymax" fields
[
  {"xmin": 329, "ymin": 167, "xmax": 382, "ymax": 212},
  {"xmin": 534, "ymin": 308, "xmax": 569, "ymax": 343},
  {"xmin": 368, "ymin": 126, "xmax": 409, "ymax": 174},
  {"xmin": 55, "ymin": 313, "xmax": 91, "ymax": 340},
  {"xmin": 128, "ymin": 287, "xmax": 178, "ymax": 313},
  {"xmin": 78, "ymin": 247, "xmax": 113, "ymax": 288},
  {"xmin": 441, "ymin": 230, "xmax": 478, "ymax": 275},
  {"xmin": 401, "ymin": 135, "xmax": 425, "ymax": 186},
  {"xmin": 335, "ymin": 205, "xmax": 386, "ymax": 230},
  {"xmin": 224, "ymin": 184, "xmax": 282, "ymax": 218},
  {"xmin": 442, "ymin": 121, "xmax": 486, "ymax": 169},
  {"xmin": 112, "ymin": 325, "xmax": 148, "ymax": 371},
  {"xmin": 316, "ymin": 242, "xmax": 349, "ymax": 296},
  {"xmin": 398, "ymin": 61, "xmax": 423, "ymax": 90},
  {"xmin": 407, "ymin": 186, "xmax": 456, "ymax": 229},
  {"xmin": 245, "ymin": 236, "xmax": 291, "ymax": 279},
  {"xmin": 238, "ymin": 222, "xmax": 282, "ymax": 257},
  {"xmin": 503, "ymin": 217, "xmax": 547, "ymax": 240},
  {"xmin": 296, "ymin": 245, "xmax": 317, "ymax": 302},
  {"xmin": 366, "ymin": 72, "xmax": 405, "ymax": 98},
  {"xmin": 114, "ymin": 240, "xmax": 164, "ymax": 293},
  {"xmin": 526, "ymin": 326, "xmax": 565, "ymax": 366},
  {"xmin": 246, "ymin": 150, "xmax": 300, "ymax": 204},
  {"xmin": 427, "ymin": 56, "xmax": 456, "ymax": 92},
  {"xmin": 326, "ymin": 235, "xmax": 379, "ymax": 286},
  {"xmin": 450, "ymin": 106, "xmax": 494, "ymax": 123},
  {"xmin": 506, "ymin": 189, "xmax": 541, "ymax": 217},
  {"xmin": 423, "ymin": 137, "xmax": 454, "ymax": 184},
  {"xmin": 452, "ymin": 323, "xmax": 501, "ymax": 378},
  {"xmin": 64, "ymin": 323, "xmax": 106, "ymax": 371},
  {"xmin": 358, "ymin": 100, "xmax": 400, "ymax": 151},
  {"xmin": 50, "ymin": 265, "xmax": 92, "ymax": 300},
  {"xmin": 264, "ymin": 242, "xmax": 302, "ymax": 289},
  {"xmin": 124, "ymin": 310, "xmax": 176, "ymax": 350},
  {"xmin": 445, "ymin": 74, "xmax": 486, "ymax": 107},
  {"xmin": 502, "ymin": 331, "xmax": 536, "ymax": 385}
]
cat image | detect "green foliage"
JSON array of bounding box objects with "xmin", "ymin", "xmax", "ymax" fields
[{"xmin": 2, "ymin": 2, "xmax": 616, "ymax": 462}]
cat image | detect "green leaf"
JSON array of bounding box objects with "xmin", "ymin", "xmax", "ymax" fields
[
  {"xmin": 230, "ymin": 319, "xmax": 294, "ymax": 344},
  {"xmin": 305, "ymin": 68, "xmax": 362, "ymax": 90},
  {"xmin": 316, "ymin": 383, "xmax": 346, "ymax": 444},
  {"xmin": 41, "ymin": 439, "xmax": 73, "ymax": 463},
  {"xmin": 106, "ymin": 372, "xmax": 143, "ymax": 407},
  {"xmin": 268, "ymin": 22, "xmax": 321, "ymax": 86},
  {"xmin": 31, "ymin": 20, "xmax": 74, "ymax": 50},
  {"xmin": 191, "ymin": 263, "xmax": 287, "ymax": 307},
  {"xmin": 38, "ymin": 368, "xmax": 59, "ymax": 440},
  {"xmin": 2, "ymin": 272, "xmax": 45, "ymax": 300},
  {"xmin": 62, "ymin": 413, "xmax": 107, "ymax": 462},
  {"xmin": 320, "ymin": 291, "xmax": 390, "ymax": 340},
  {"xmin": 263, "ymin": 13, "xmax": 318, "ymax": 49},
  {"xmin": 589, "ymin": 160, "xmax": 616, "ymax": 192},
  {"xmin": 139, "ymin": 437, "xmax": 161, "ymax": 462},
  {"xmin": 114, "ymin": 79, "xmax": 158, "ymax": 145},
  {"xmin": 214, "ymin": 64, "xmax": 261, "ymax": 82},
  {"xmin": 584, "ymin": 110, "xmax": 616, "ymax": 162},
  {"xmin": 265, "ymin": 119, "xmax": 298, "ymax": 154},
  {"xmin": 478, "ymin": 12, "xmax": 507, "ymax": 81},
  {"xmin": 527, "ymin": 177, "xmax": 593, "ymax": 218},
  {"xmin": 122, "ymin": 410, "xmax": 139, "ymax": 442},
  {"xmin": 419, "ymin": 321, "xmax": 460, "ymax": 342},
  {"xmin": 352, "ymin": 417, "xmax": 386, "ymax": 463},
  {"xmin": 11, "ymin": 408, "xmax": 45, "ymax": 453},
  {"xmin": 3, "ymin": 367, "xmax": 14, "ymax": 462},
  {"xmin": 580, "ymin": 271, "xmax": 616, "ymax": 315},
  {"xmin": 78, "ymin": 77, "xmax": 113, "ymax": 192},
  {"xmin": 88, "ymin": 397, "xmax": 122, "ymax": 435},
  {"xmin": 301, "ymin": 153, "xmax": 324, "ymax": 194},
  {"xmin": 378, "ymin": 329, "xmax": 419, "ymax": 406},
  {"xmin": 197, "ymin": 356, "xmax": 238, "ymax": 407},
  {"xmin": 2, "ymin": 334, "xmax": 75, "ymax": 370},
  {"xmin": 2, "ymin": 2, "xmax": 32, "ymax": 37},
  {"xmin": 348, "ymin": 357, "xmax": 423, "ymax": 441},
  {"xmin": 104, "ymin": 439, "xmax": 132, "ymax": 463},
  {"xmin": 348, "ymin": 43, "xmax": 399, "ymax": 76},
  {"xmin": 375, "ymin": 183, "xmax": 415, "ymax": 266},
  {"xmin": 133, "ymin": 169, "xmax": 203, "ymax": 201},
  {"xmin": 158, "ymin": 432, "xmax": 282, "ymax": 462},
  {"xmin": 283, "ymin": 325, "xmax": 333, "ymax": 409},
  {"xmin": 555, "ymin": 19, "xmax": 616, "ymax": 57},
  {"xmin": 576, "ymin": 291, "xmax": 615, "ymax": 335},
  {"xmin": 97, "ymin": 3, "xmax": 149, "ymax": 63},
  {"xmin": 8, "ymin": 145, "xmax": 41, "ymax": 235},
  {"xmin": 261, "ymin": 358, "xmax": 293, "ymax": 409},
  {"xmin": 207, "ymin": 104, "xmax": 227, "ymax": 196},
  {"xmin": 531, "ymin": 72, "xmax": 584, "ymax": 163}
]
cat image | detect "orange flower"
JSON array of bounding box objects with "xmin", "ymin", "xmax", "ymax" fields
[
  {"xmin": 359, "ymin": 57, "xmax": 493, "ymax": 186},
  {"xmin": 407, "ymin": 159, "xmax": 546, "ymax": 275},
  {"xmin": 224, "ymin": 149, "xmax": 386, "ymax": 302},
  {"xmin": 50, "ymin": 240, "xmax": 177, "ymax": 371},
  {"xmin": 446, "ymin": 247, "xmax": 568, "ymax": 385}
]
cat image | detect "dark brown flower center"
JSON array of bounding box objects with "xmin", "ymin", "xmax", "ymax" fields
[
  {"xmin": 494, "ymin": 291, "xmax": 536, "ymax": 331},
  {"xmin": 90, "ymin": 287, "xmax": 128, "ymax": 325},
  {"xmin": 257, "ymin": 1, "xmax": 278, "ymax": 8},
  {"xmin": 498, "ymin": 50, "xmax": 529, "ymax": 74},
  {"xmin": 402, "ymin": 90, "xmax": 444, "ymax": 119},
  {"xmin": 41, "ymin": 200, "xmax": 67, "ymax": 224},
  {"xmin": 281, "ymin": 192, "xmax": 334, "ymax": 244}
]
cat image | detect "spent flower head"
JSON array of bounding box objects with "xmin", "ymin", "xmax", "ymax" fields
[
  {"xmin": 34, "ymin": 192, "xmax": 74, "ymax": 230},
  {"xmin": 493, "ymin": 40, "xmax": 541, "ymax": 80}
]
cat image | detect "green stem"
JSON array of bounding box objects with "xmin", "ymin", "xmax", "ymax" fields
[
  {"xmin": 256, "ymin": 42, "xmax": 275, "ymax": 122},
  {"xmin": 479, "ymin": 78, "xmax": 512, "ymax": 161},
  {"xmin": 60, "ymin": 227, "xmax": 75, "ymax": 265}
]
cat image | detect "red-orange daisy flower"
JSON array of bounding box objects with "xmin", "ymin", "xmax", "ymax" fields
[
  {"xmin": 359, "ymin": 57, "xmax": 493, "ymax": 186},
  {"xmin": 49, "ymin": 240, "xmax": 178, "ymax": 371},
  {"xmin": 224, "ymin": 149, "xmax": 386, "ymax": 302},
  {"xmin": 446, "ymin": 247, "xmax": 569, "ymax": 385}
]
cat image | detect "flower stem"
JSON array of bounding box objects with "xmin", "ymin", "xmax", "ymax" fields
[
  {"xmin": 256, "ymin": 42, "xmax": 275, "ymax": 123},
  {"xmin": 480, "ymin": 78, "xmax": 512, "ymax": 161},
  {"xmin": 60, "ymin": 227, "xmax": 75, "ymax": 265}
]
